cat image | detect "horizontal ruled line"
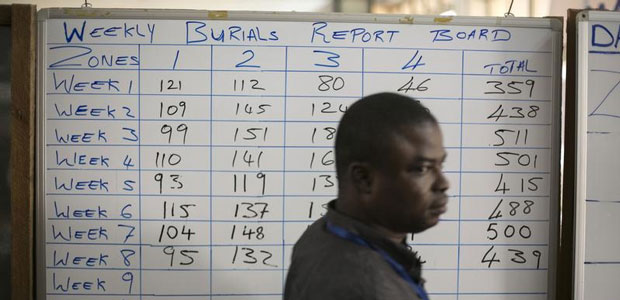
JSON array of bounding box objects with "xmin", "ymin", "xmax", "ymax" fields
[
  {"xmin": 45, "ymin": 293, "xmax": 283, "ymax": 297},
  {"xmin": 45, "ymin": 242, "xmax": 549, "ymax": 247},
  {"xmin": 45, "ymin": 265, "xmax": 548, "ymax": 272},
  {"xmin": 460, "ymin": 195, "xmax": 549, "ymax": 198},
  {"xmin": 462, "ymin": 73, "xmax": 550, "ymax": 78},
  {"xmin": 45, "ymin": 118, "xmax": 341, "ymax": 123},
  {"xmin": 44, "ymin": 292, "xmax": 548, "ymax": 297},
  {"xmin": 44, "ymin": 92, "xmax": 552, "ymax": 102},
  {"xmin": 462, "ymin": 97, "xmax": 551, "ymax": 102},
  {"xmin": 584, "ymin": 261, "xmax": 620, "ymax": 264},
  {"xmin": 45, "ymin": 118, "xmax": 553, "ymax": 127},
  {"xmin": 46, "ymin": 266, "xmax": 285, "ymax": 272},
  {"xmin": 430, "ymin": 292, "xmax": 547, "ymax": 295},
  {"xmin": 447, "ymin": 219, "xmax": 550, "ymax": 222},
  {"xmin": 45, "ymin": 193, "xmax": 324, "ymax": 198},
  {"xmin": 45, "ymin": 144, "xmax": 336, "ymax": 148},
  {"xmin": 460, "ymin": 194, "xmax": 550, "ymax": 198},
  {"xmin": 409, "ymin": 243, "xmax": 549, "ymax": 247},
  {"xmin": 589, "ymin": 50, "xmax": 620, "ymax": 55},
  {"xmin": 45, "ymin": 168, "xmax": 327, "ymax": 172},
  {"xmin": 46, "ymin": 67, "xmax": 552, "ymax": 78},
  {"xmin": 45, "ymin": 168, "xmax": 551, "ymax": 174},
  {"xmin": 45, "ymin": 193, "xmax": 338, "ymax": 198},
  {"xmin": 46, "ymin": 217, "xmax": 550, "ymax": 223},
  {"xmin": 591, "ymin": 69, "xmax": 620, "ymax": 74},
  {"xmin": 44, "ymin": 144, "xmax": 552, "ymax": 149},
  {"xmin": 586, "ymin": 199, "xmax": 620, "ymax": 204},
  {"xmin": 46, "ymin": 41, "xmax": 553, "ymax": 53},
  {"xmin": 45, "ymin": 193, "xmax": 549, "ymax": 198},
  {"xmin": 46, "ymin": 93, "xmax": 362, "ymax": 99}
]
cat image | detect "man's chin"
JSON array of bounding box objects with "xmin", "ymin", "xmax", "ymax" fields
[{"xmin": 423, "ymin": 215, "xmax": 441, "ymax": 230}]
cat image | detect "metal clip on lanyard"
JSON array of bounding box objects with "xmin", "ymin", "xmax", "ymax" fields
[{"xmin": 326, "ymin": 221, "xmax": 430, "ymax": 300}]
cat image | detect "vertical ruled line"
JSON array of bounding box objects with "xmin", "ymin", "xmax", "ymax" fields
[
  {"xmin": 281, "ymin": 46, "xmax": 289, "ymax": 289},
  {"xmin": 138, "ymin": 43, "xmax": 143, "ymax": 300},
  {"xmin": 456, "ymin": 49, "xmax": 465, "ymax": 300},
  {"xmin": 209, "ymin": 44, "xmax": 214, "ymax": 300},
  {"xmin": 361, "ymin": 48, "xmax": 365, "ymax": 97}
]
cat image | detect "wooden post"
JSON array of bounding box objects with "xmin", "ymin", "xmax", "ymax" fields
[
  {"xmin": 559, "ymin": 9, "xmax": 580, "ymax": 300},
  {"xmin": 0, "ymin": 6, "xmax": 10, "ymax": 26},
  {"xmin": 10, "ymin": 4, "xmax": 36, "ymax": 300}
]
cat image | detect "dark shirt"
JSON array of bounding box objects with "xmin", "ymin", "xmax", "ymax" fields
[{"xmin": 284, "ymin": 200, "xmax": 425, "ymax": 300}]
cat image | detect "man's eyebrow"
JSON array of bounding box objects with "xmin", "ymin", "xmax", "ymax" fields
[{"xmin": 414, "ymin": 153, "xmax": 447, "ymax": 163}]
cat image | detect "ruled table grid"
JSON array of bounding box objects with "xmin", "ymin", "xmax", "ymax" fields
[{"xmin": 43, "ymin": 18, "xmax": 556, "ymax": 300}]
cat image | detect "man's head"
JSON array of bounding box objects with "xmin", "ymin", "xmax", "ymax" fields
[{"xmin": 335, "ymin": 92, "xmax": 449, "ymax": 235}]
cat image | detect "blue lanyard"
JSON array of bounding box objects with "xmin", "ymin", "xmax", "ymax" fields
[{"xmin": 326, "ymin": 221, "xmax": 430, "ymax": 300}]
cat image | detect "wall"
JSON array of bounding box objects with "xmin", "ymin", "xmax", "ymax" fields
[{"xmin": 3, "ymin": 0, "xmax": 333, "ymax": 12}]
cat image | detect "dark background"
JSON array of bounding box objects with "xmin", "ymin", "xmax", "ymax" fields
[{"xmin": 0, "ymin": 24, "xmax": 12, "ymax": 298}]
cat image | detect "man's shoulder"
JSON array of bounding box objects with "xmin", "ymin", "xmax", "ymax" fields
[
  {"xmin": 292, "ymin": 217, "xmax": 380, "ymax": 265},
  {"xmin": 285, "ymin": 216, "xmax": 424, "ymax": 300},
  {"xmin": 285, "ymin": 244, "xmax": 378, "ymax": 300},
  {"xmin": 285, "ymin": 217, "xmax": 387, "ymax": 300}
]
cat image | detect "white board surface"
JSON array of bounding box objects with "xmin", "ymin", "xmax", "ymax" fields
[
  {"xmin": 36, "ymin": 8, "xmax": 562, "ymax": 300},
  {"xmin": 575, "ymin": 10, "xmax": 620, "ymax": 300}
]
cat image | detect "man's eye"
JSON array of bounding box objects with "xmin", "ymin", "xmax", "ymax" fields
[{"xmin": 412, "ymin": 165, "xmax": 431, "ymax": 174}]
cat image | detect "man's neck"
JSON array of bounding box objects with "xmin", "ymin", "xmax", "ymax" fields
[
  {"xmin": 335, "ymin": 198, "xmax": 407, "ymax": 245},
  {"xmin": 367, "ymin": 223, "xmax": 407, "ymax": 244}
]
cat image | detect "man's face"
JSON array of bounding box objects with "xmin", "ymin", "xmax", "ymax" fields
[{"xmin": 369, "ymin": 122, "xmax": 449, "ymax": 234}]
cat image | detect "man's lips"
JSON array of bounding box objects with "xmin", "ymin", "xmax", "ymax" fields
[{"xmin": 430, "ymin": 197, "xmax": 448, "ymax": 215}]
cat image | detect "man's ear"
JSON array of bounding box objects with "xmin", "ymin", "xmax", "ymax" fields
[{"xmin": 349, "ymin": 162, "xmax": 373, "ymax": 194}]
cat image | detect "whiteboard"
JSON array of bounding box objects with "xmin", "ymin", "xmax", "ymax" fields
[
  {"xmin": 36, "ymin": 8, "xmax": 563, "ymax": 300},
  {"xmin": 574, "ymin": 10, "xmax": 620, "ymax": 300}
]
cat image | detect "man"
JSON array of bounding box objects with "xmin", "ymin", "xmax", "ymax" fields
[{"xmin": 284, "ymin": 92, "xmax": 449, "ymax": 300}]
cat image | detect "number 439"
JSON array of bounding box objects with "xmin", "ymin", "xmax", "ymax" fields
[{"xmin": 481, "ymin": 245, "xmax": 542, "ymax": 269}]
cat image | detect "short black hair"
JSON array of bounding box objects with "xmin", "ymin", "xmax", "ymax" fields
[{"xmin": 335, "ymin": 92, "xmax": 437, "ymax": 180}]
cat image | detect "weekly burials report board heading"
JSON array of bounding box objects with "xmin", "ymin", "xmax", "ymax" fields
[{"xmin": 58, "ymin": 19, "xmax": 516, "ymax": 45}]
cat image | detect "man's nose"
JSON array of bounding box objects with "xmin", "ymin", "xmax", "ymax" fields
[{"xmin": 433, "ymin": 170, "xmax": 449, "ymax": 193}]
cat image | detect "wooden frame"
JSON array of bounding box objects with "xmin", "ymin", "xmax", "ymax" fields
[
  {"xmin": 6, "ymin": 4, "xmax": 36, "ymax": 300},
  {"xmin": 36, "ymin": 8, "xmax": 564, "ymax": 300},
  {"xmin": 0, "ymin": 4, "xmax": 575, "ymax": 299},
  {"xmin": 557, "ymin": 9, "xmax": 580, "ymax": 300}
]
